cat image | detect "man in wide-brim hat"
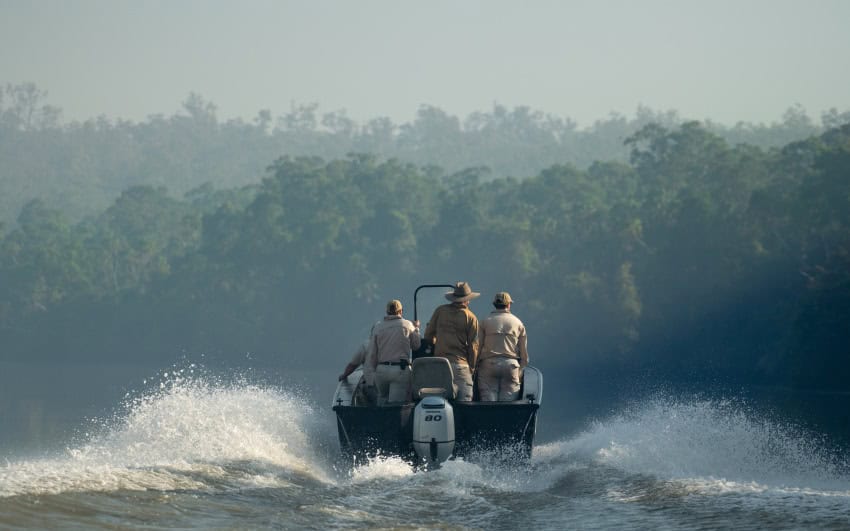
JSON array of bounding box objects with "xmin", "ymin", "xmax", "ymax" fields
[{"xmin": 424, "ymin": 282, "xmax": 480, "ymax": 401}]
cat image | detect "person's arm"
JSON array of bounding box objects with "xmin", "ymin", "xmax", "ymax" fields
[
  {"xmin": 409, "ymin": 320, "xmax": 421, "ymax": 352},
  {"xmin": 476, "ymin": 320, "xmax": 486, "ymax": 370},
  {"xmin": 424, "ymin": 309, "xmax": 439, "ymax": 345},
  {"xmin": 467, "ymin": 315, "xmax": 479, "ymax": 370},
  {"xmin": 518, "ymin": 325, "xmax": 529, "ymax": 367},
  {"xmin": 339, "ymin": 362, "xmax": 358, "ymax": 381},
  {"xmin": 365, "ymin": 333, "xmax": 379, "ymax": 371},
  {"xmin": 339, "ymin": 342, "xmax": 368, "ymax": 381}
]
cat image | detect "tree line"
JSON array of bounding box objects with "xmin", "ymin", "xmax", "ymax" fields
[
  {"xmin": 2, "ymin": 82, "xmax": 847, "ymax": 229},
  {"xmin": 1, "ymin": 116, "xmax": 848, "ymax": 391}
]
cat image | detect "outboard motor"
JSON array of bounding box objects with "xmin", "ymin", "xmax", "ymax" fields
[
  {"xmin": 410, "ymin": 357, "xmax": 457, "ymax": 465},
  {"xmin": 412, "ymin": 396, "xmax": 455, "ymax": 465}
]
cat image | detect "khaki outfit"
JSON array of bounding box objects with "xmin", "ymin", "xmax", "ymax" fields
[
  {"xmin": 476, "ymin": 309, "xmax": 528, "ymax": 401},
  {"xmin": 340, "ymin": 319, "xmax": 383, "ymax": 405},
  {"xmin": 424, "ymin": 303, "xmax": 479, "ymax": 401},
  {"xmin": 367, "ymin": 315, "xmax": 421, "ymax": 404},
  {"xmin": 347, "ymin": 341, "xmax": 377, "ymax": 405}
]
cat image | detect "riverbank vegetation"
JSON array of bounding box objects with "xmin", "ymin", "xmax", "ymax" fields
[{"xmin": 1, "ymin": 84, "xmax": 848, "ymax": 391}]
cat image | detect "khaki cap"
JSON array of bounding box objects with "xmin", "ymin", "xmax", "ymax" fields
[
  {"xmin": 493, "ymin": 292, "xmax": 513, "ymax": 305},
  {"xmin": 386, "ymin": 299, "xmax": 403, "ymax": 314}
]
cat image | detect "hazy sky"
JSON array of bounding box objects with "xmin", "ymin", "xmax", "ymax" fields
[{"xmin": 1, "ymin": 0, "xmax": 849, "ymax": 127}]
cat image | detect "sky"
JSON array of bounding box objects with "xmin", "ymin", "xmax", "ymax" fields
[{"xmin": 1, "ymin": 0, "xmax": 849, "ymax": 127}]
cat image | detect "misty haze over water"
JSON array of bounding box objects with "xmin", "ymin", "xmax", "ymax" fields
[{"xmin": 2, "ymin": 1, "xmax": 850, "ymax": 529}]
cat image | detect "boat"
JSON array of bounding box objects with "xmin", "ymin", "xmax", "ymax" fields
[{"xmin": 331, "ymin": 284, "xmax": 543, "ymax": 466}]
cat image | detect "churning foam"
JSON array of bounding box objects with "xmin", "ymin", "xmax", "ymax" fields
[
  {"xmin": 536, "ymin": 397, "xmax": 850, "ymax": 496},
  {"xmin": 338, "ymin": 396, "xmax": 847, "ymax": 498},
  {"xmin": 342, "ymin": 443, "xmax": 576, "ymax": 495},
  {"xmin": 348, "ymin": 454, "xmax": 415, "ymax": 483},
  {"xmin": 0, "ymin": 373, "xmax": 330, "ymax": 497}
]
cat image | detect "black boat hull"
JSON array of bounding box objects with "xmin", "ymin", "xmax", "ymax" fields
[
  {"xmin": 333, "ymin": 401, "xmax": 540, "ymax": 462},
  {"xmin": 332, "ymin": 362, "xmax": 542, "ymax": 464}
]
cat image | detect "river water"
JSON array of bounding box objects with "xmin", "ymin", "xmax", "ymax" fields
[{"xmin": 1, "ymin": 366, "xmax": 849, "ymax": 530}]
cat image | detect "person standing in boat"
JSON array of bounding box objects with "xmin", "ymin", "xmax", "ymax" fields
[
  {"xmin": 424, "ymin": 282, "xmax": 480, "ymax": 401},
  {"xmin": 339, "ymin": 340, "xmax": 368, "ymax": 382},
  {"xmin": 338, "ymin": 337, "xmax": 378, "ymax": 405},
  {"xmin": 339, "ymin": 317, "xmax": 381, "ymax": 382},
  {"xmin": 476, "ymin": 291, "xmax": 528, "ymax": 401},
  {"xmin": 366, "ymin": 299, "xmax": 421, "ymax": 404}
]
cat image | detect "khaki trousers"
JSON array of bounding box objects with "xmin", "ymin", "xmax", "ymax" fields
[
  {"xmin": 374, "ymin": 364, "xmax": 411, "ymax": 404},
  {"xmin": 476, "ymin": 356, "xmax": 521, "ymax": 401},
  {"xmin": 449, "ymin": 361, "xmax": 474, "ymax": 402}
]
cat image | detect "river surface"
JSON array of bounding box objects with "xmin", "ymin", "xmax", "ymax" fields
[{"xmin": 1, "ymin": 363, "xmax": 849, "ymax": 530}]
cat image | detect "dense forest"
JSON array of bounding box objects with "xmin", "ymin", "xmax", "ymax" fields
[
  {"xmin": 1, "ymin": 83, "xmax": 849, "ymax": 392},
  {"xmin": 3, "ymin": 82, "xmax": 848, "ymax": 227}
]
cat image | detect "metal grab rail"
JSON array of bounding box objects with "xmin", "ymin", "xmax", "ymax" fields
[{"xmin": 413, "ymin": 284, "xmax": 455, "ymax": 322}]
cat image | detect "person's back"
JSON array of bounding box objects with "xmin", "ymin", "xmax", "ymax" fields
[
  {"xmin": 476, "ymin": 292, "xmax": 528, "ymax": 401},
  {"xmin": 427, "ymin": 303, "xmax": 478, "ymax": 363},
  {"xmin": 371, "ymin": 317, "xmax": 420, "ymax": 364}
]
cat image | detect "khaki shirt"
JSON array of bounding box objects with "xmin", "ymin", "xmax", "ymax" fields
[
  {"xmin": 478, "ymin": 309, "xmax": 528, "ymax": 367},
  {"xmin": 367, "ymin": 315, "xmax": 421, "ymax": 369},
  {"xmin": 424, "ymin": 303, "xmax": 479, "ymax": 367}
]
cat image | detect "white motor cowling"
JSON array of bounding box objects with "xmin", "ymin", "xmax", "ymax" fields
[{"xmin": 412, "ymin": 396, "xmax": 455, "ymax": 464}]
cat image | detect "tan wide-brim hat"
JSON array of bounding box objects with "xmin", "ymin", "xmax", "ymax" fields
[{"xmin": 445, "ymin": 281, "xmax": 481, "ymax": 302}]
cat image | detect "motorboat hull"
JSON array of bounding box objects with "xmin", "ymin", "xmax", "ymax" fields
[
  {"xmin": 332, "ymin": 364, "xmax": 542, "ymax": 463},
  {"xmin": 333, "ymin": 401, "xmax": 539, "ymax": 462}
]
